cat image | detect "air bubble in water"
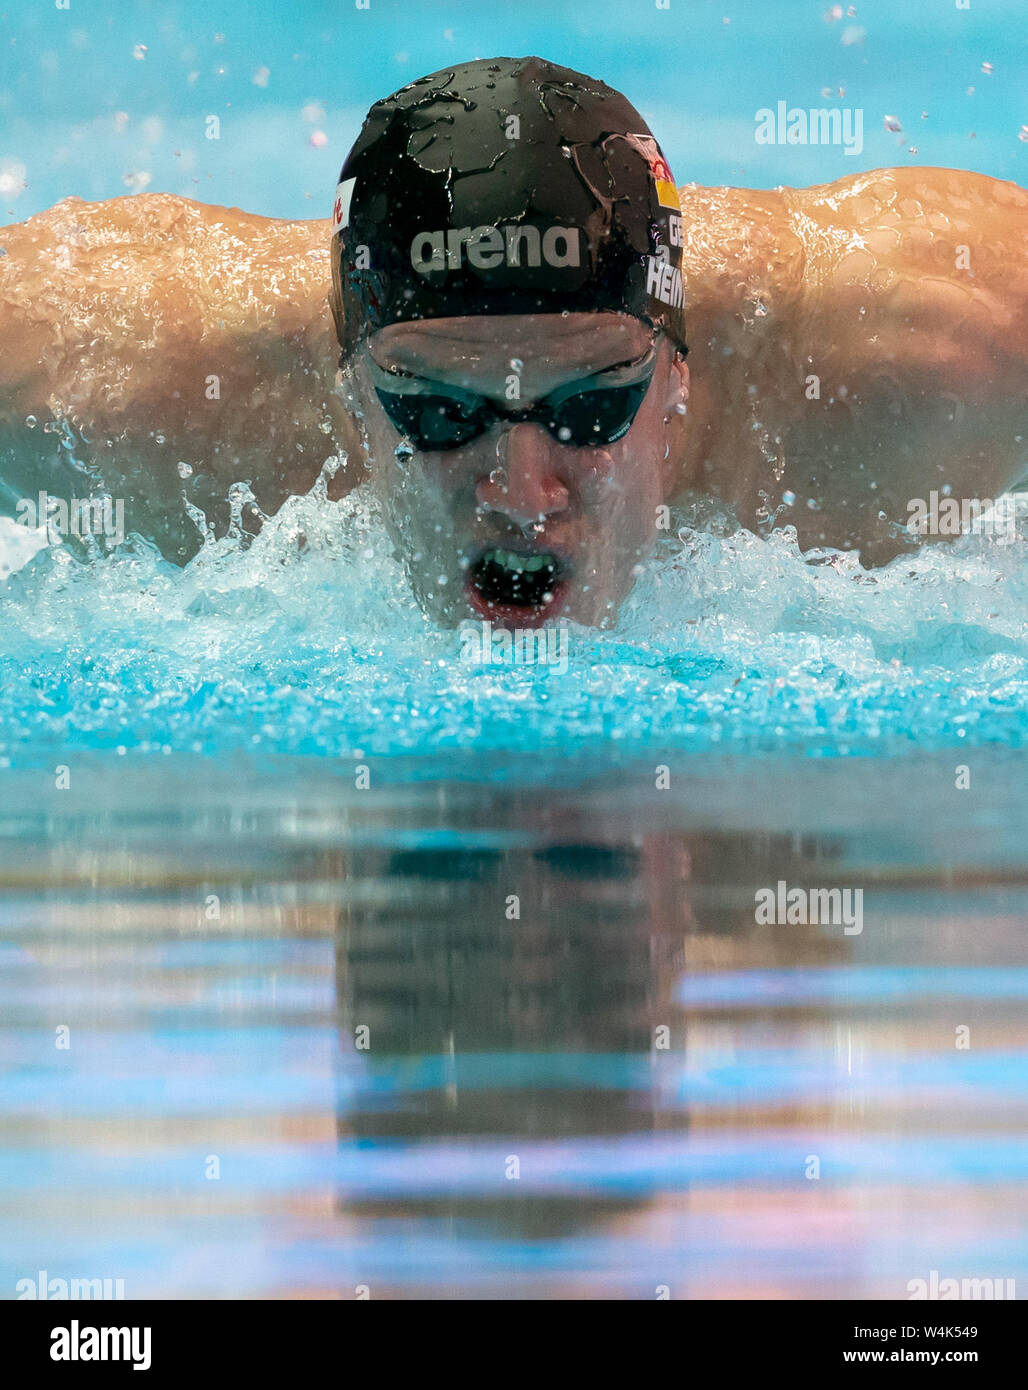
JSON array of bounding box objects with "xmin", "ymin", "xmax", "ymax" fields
[
  {"xmin": 509, "ymin": 358, "xmax": 523, "ymax": 374},
  {"xmin": 132, "ymin": 43, "xmax": 147, "ymax": 60},
  {"xmin": 177, "ymin": 461, "xmax": 193, "ymax": 479},
  {"xmin": 394, "ymin": 438, "xmax": 415, "ymax": 468},
  {"xmin": 782, "ymin": 490, "xmax": 796, "ymax": 506},
  {"xmin": 557, "ymin": 426, "xmax": 573, "ymax": 442},
  {"xmin": 489, "ymin": 466, "xmax": 508, "ymax": 488},
  {"xmin": 24, "ymin": 415, "xmax": 36, "ymax": 429}
]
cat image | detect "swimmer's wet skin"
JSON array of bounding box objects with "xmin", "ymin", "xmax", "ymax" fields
[{"xmin": 0, "ymin": 54, "xmax": 1025, "ymax": 624}]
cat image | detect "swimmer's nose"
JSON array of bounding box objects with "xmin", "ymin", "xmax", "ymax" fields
[{"xmin": 475, "ymin": 423, "xmax": 570, "ymax": 525}]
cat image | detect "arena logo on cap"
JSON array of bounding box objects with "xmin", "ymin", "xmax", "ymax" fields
[
  {"xmin": 624, "ymin": 133, "xmax": 680, "ymax": 210},
  {"xmin": 410, "ymin": 224, "xmax": 582, "ymax": 273}
]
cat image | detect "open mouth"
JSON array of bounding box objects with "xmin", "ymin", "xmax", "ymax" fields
[{"xmin": 466, "ymin": 547, "xmax": 569, "ymax": 619}]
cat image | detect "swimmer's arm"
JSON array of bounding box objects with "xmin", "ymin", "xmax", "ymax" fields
[
  {"xmin": 781, "ymin": 166, "xmax": 1028, "ymax": 555},
  {"xmin": 675, "ymin": 168, "xmax": 1028, "ymax": 558},
  {"xmin": 784, "ymin": 166, "xmax": 1028, "ymax": 399},
  {"xmin": 0, "ymin": 195, "xmax": 363, "ymax": 551}
]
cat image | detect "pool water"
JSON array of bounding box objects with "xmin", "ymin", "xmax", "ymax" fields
[
  {"xmin": 4, "ymin": 483, "xmax": 1028, "ymax": 764},
  {"xmin": 1, "ymin": 494, "xmax": 1027, "ymax": 1299}
]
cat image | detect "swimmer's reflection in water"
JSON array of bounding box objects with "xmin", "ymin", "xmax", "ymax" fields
[
  {"xmin": 331, "ymin": 824, "xmax": 853, "ymax": 1248},
  {"xmin": 1, "ymin": 56, "xmax": 1025, "ymax": 628}
]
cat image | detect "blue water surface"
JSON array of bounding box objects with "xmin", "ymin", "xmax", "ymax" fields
[
  {"xmin": 2, "ymin": 0, "xmax": 1024, "ymax": 226},
  {"xmin": 3, "ymin": 487, "xmax": 1028, "ymax": 768}
]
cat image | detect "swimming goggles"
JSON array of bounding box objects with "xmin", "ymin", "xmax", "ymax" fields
[{"xmin": 366, "ymin": 340, "xmax": 663, "ymax": 452}]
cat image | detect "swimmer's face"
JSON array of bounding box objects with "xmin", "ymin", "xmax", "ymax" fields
[{"xmin": 348, "ymin": 312, "xmax": 689, "ymax": 628}]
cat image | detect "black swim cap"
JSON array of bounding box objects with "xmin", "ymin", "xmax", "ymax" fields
[{"xmin": 330, "ymin": 56, "xmax": 686, "ymax": 357}]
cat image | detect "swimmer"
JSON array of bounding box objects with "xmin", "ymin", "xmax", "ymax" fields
[{"xmin": 1, "ymin": 56, "xmax": 1025, "ymax": 626}]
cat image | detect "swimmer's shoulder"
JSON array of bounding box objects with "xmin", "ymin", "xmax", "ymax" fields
[
  {"xmin": 675, "ymin": 181, "xmax": 805, "ymax": 313},
  {"xmin": 779, "ymin": 167, "xmax": 1028, "ymax": 381},
  {"xmin": 777, "ymin": 165, "xmax": 1026, "ymax": 267},
  {"xmin": 0, "ymin": 194, "xmax": 339, "ymax": 424},
  {"xmin": 2, "ymin": 193, "xmax": 332, "ymax": 322}
]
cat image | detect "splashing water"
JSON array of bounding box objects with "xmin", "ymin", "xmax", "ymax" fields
[{"xmin": 2, "ymin": 468, "xmax": 1028, "ymax": 771}]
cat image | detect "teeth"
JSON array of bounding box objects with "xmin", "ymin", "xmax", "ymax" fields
[
  {"xmin": 490, "ymin": 549, "xmax": 555, "ymax": 574},
  {"xmin": 471, "ymin": 547, "xmax": 563, "ymax": 608}
]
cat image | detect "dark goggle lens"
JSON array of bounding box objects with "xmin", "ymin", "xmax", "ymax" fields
[
  {"xmin": 374, "ymin": 389, "xmax": 488, "ymax": 450},
  {"xmin": 546, "ymin": 379, "xmax": 651, "ymax": 447},
  {"xmin": 374, "ymin": 377, "xmax": 652, "ymax": 451}
]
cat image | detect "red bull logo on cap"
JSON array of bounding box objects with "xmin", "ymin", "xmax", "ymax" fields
[{"xmin": 624, "ymin": 133, "xmax": 681, "ymax": 210}]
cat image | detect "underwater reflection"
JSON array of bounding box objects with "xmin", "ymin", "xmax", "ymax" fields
[
  {"xmin": 332, "ymin": 819, "xmax": 854, "ymax": 1251},
  {"xmin": 3, "ymin": 757, "xmax": 1027, "ymax": 1298}
]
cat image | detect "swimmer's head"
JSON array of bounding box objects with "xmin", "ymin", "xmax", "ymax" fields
[
  {"xmin": 331, "ymin": 57, "xmax": 689, "ymax": 628},
  {"xmin": 329, "ymin": 55, "xmax": 687, "ymax": 355}
]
